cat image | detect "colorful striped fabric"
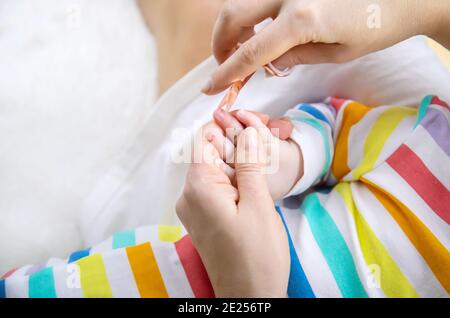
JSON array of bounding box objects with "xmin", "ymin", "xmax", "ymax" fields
[
  {"xmin": 279, "ymin": 95, "xmax": 449, "ymax": 297},
  {"xmin": 1, "ymin": 96, "xmax": 448, "ymax": 298}
]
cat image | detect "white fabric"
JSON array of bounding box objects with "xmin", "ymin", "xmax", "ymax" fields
[
  {"xmin": 0, "ymin": 0, "xmax": 157, "ymax": 273},
  {"xmin": 80, "ymin": 36, "xmax": 450, "ymax": 245}
]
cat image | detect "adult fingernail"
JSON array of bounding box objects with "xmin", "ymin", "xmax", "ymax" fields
[
  {"xmin": 269, "ymin": 62, "xmax": 292, "ymax": 76},
  {"xmin": 201, "ymin": 78, "xmax": 213, "ymax": 94}
]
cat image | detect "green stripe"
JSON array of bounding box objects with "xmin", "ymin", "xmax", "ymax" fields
[
  {"xmin": 415, "ymin": 95, "xmax": 433, "ymax": 127},
  {"xmin": 301, "ymin": 193, "xmax": 368, "ymax": 298},
  {"xmin": 290, "ymin": 116, "xmax": 332, "ymax": 179},
  {"xmin": 29, "ymin": 267, "xmax": 57, "ymax": 298},
  {"xmin": 112, "ymin": 229, "xmax": 136, "ymax": 249}
]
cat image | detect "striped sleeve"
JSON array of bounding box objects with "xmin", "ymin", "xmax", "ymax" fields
[
  {"xmin": 0, "ymin": 225, "xmax": 214, "ymax": 298},
  {"xmin": 284, "ymin": 102, "xmax": 336, "ymax": 196}
]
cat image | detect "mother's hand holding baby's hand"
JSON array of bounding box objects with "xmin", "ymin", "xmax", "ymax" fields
[{"xmin": 176, "ymin": 122, "xmax": 290, "ymax": 298}]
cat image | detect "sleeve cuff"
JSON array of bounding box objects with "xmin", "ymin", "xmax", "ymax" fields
[{"xmin": 284, "ymin": 121, "xmax": 328, "ymax": 197}]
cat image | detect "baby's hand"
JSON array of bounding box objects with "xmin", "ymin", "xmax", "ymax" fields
[{"xmin": 208, "ymin": 109, "xmax": 303, "ymax": 200}]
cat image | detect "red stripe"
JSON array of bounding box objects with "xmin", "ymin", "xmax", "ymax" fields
[
  {"xmin": 1, "ymin": 268, "xmax": 17, "ymax": 279},
  {"xmin": 330, "ymin": 97, "xmax": 347, "ymax": 112},
  {"xmin": 431, "ymin": 96, "xmax": 450, "ymax": 110},
  {"xmin": 387, "ymin": 144, "xmax": 450, "ymax": 225},
  {"xmin": 175, "ymin": 235, "xmax": 215, "ymax": 298}
]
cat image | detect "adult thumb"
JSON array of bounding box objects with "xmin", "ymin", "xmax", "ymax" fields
[{"xmin": 235, "ymin": 127, "xmax": 272, "ymax": 208}]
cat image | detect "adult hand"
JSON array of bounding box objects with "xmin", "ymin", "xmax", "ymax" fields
[
  {"xmin": 176, "ymin": 122, "xmax": 290, "ymax": 297},
  {"xmin": 202, "ymin": 0, "xmax": 450, "ymax": 94}
]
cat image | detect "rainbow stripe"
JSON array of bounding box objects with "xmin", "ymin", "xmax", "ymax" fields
[
  {"xmin": 276, "ymin": 206, "xmax": 315, "ymax": 298},
  {"xmin": 335, "ymin": 183, "xmax": 419, "ymax": 297},
  {"xmin": 113, "ymin": 230, "xmax": 136, "ymax": 249},
  {"xmin": 77, "ymin": 254, "xmax": 113, "ymax": 298},
  {"xmin": 126, "ymin": 242, "xmax": 168, "ymax": 298},
  {"xmin": 0, "ymin": 279, "xmax": 5, "ymax": 298},
  {"xmin": 175, "ymin": 236, "xmax": 214, "ymax": 298},
  {"xmin": 301, "ymin": 194, "xmax": 368, "ymax": 297},
  {"xmin": 29, "ymin": 267, "xmax": 57, "ymax": 298}
]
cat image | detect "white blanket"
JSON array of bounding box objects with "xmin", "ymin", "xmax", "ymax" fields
[{"xmin": 0, "ymin": 0, "xmax": 157, "ymax": 273}]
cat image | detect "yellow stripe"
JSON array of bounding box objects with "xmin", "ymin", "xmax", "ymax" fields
[
  {"xmin": 352, "ymin": 107, "xmax": 416, "ymax": 179},
  {"xmin": 332, "ymin": 102, "xmax": 370, "ymax": 180},
  {"xmin": 335, "ymin": 183, "xmax": 419, "ymax": 297},
  {"xmin": 158, "ymin": 225, "xmax": 182, "ymax": 242},
  {"xmin": 126, "ymin": 242, "xmax": 168, "ymax": 298},
  {"xmin": 77, "ymin": 254, "xmax": 113, "ymax": 298},
  {"xmin": 363, "ymin": 178, "xmax": 450, "ymax": 293}
]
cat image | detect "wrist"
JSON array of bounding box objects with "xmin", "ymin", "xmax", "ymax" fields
[{"xmin": 270, "ymin": 139, "xmax": 303, "ymax": 200}]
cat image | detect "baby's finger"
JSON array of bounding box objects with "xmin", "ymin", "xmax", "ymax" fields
[
  {"xmin": 267, "ymin": 118, "xmax": 293, "ymax": 140},
  {"xmin": 230, "ymin": 110, "xmax": 270, "ymax": 126},
  {"xmin": 234, "ymin": 110, "xmax": 273, "ymax": 143},
  {"xmin": 214, "ymin": 108, "xmax": 244, "ymax": 145},
  {"xmin": 207, "ymin": 129, "xmax": 235, "ymax": 165},
  {"xmin": 214, "ymin": 156, "xmax": 236, "ymax": 181}
]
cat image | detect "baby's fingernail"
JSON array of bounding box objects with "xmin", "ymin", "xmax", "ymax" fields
[
  {"xmin": 207, "ymin": 132, "xmax": 215, "ymax": 142},
  {"xmin": 214, "ymin": 109, "xmax": 225, "ymax": 121},
  {"xmin": 201, "ymin": 79, "xmax": 213, "ymax": 94}
]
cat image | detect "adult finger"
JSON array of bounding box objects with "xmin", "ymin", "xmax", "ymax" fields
[
  {"xmin": 203, "ymin": 17, "xmax": 296, "ymax": 95},
  {"xmin": 234, "ymin": 110, "xmax": 273, "ymax": 144},
  {"xmin": 229, "ymin": 110, "xmax": 270, "ymax": 126},
  {"xmin": 235, "ymin": 127, "xmax": 273, "ymax": 209},
  {"xmin": 271, "ymin": 43, "xmax": 348, "ymax": 68},
  {"xmin": 212, "ymin": 0, "xmax": 283, "ymax": 64}
]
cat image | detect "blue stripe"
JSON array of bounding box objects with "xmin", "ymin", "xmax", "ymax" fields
[
  {"xmin": 112, "ymin": 229, "xmax": 136, "ymax": 249},
  {"xmin": 68, "ymin": 248, "xmax": 91, "ymax": 263},
  {"xmin": 0, "ymin": 279, "xmax": 5, "ymax": 298},
  {"xmin": 290, "ymin": 116, "xmax": 332, "ymax": 179},
  {"xmin": 29, "ymin": 267, "xmax": 57, "ymax": 298},
  {"xmin": 301, "ymin": 194, "xmax": 368, "ymax": 298},
  {"xmin": 275, "ymin": 206, "xmax": 315, "ymax": 298},
  {"xmin": 317, "ymin": 186, "xmax": 333, "ymax": 194},
  {"xmin": 298, "ymin": 104, "xmax": 331, "ymax": 125},
  {"xmin": 415, "ymin": 95, "xmax": 433, "ymax": 127}
]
